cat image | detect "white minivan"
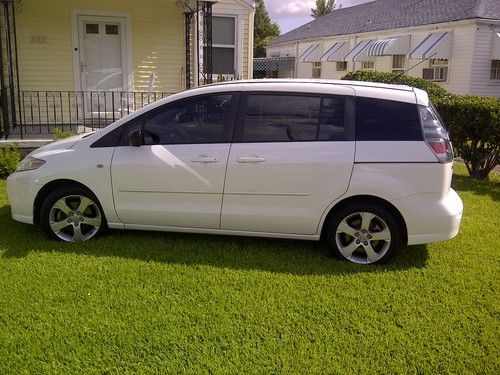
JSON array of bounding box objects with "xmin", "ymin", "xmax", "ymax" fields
[{"xmin": 7, "ymin": 80, "xmax": 463, "ymax": 264}]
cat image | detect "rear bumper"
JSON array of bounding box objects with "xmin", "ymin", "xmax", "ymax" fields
[{"xmin": 392, "ymin": 188, "xmax": 463, "ymax": 246}]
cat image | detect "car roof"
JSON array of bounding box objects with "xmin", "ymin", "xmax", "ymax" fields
[{"xmin": 204, "ymin": 78, "xmax": 414, "ymax": 92}]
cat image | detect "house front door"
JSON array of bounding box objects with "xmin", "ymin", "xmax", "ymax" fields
[{"xmin": 77, "ymin": 15, "xmax": 128, "ymax": 115}]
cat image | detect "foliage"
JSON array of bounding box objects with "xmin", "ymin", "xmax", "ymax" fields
[
  {"xmin": 254, "ymin": 0, "xmax": 280, "ymax": 57},
  {"xmin": 341, "ymin": 70, "xmax": 449, "ymax": 100},
  {"xmin": 341, "ymin": 70, "xmax": 500, "ymax": 180},
  {"xmin": 0, "ymin": 166, "xmax": 499, "ymax": 373},
  {"xmin": 52, "ymin": 128, "xmax": 77, "ymax": 140},
  {"xmin": 311, "ymin": 0, "xmax": 336, "ymax": 18},
  {"xmin": 433, "ymin": 95, "xmax": 500, "ymax": 180},
  {"xmin": 0, "ymin": 144, "xmax": 21, "ymax": 179}
]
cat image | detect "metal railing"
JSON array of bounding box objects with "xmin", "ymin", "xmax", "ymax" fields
[{"xmin": 12, "ymin": 90, "xmax": 173, "ymax": 138}]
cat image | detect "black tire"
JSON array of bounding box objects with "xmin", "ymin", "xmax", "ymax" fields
[
  {"xmin": 40, "ymin": 186, "xmax": 107, "ymax": 242},
  {"xmin": 325, "ymin": 203, "xmax": 403, "ymax": 265}
]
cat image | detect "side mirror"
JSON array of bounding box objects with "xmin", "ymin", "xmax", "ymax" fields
[{"xmin": 128, "ymin": 129, "xmax": 142, "ymax": 147}]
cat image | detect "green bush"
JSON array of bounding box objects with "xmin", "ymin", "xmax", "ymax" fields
[
  {"xmin": 0, "ymin": 145, "xmax": 21, "ymax": 179},
  {"xmin": 433, "ymin": 95, "xmax": 500, "ymax": 180},
  {"xmin": 341, "ymin": 71, "xmax": 450, "ymax": 101},
  {"xmin": 52, "ymin": 128, "xmax": 77, "ymax": 140},
  {"xmin": 342, "ymin": 71, "xmax": 500, "ymax": 180}
]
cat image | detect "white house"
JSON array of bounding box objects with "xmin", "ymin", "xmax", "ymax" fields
[{"xmin": 262, "ymin": 0, "xmax": 500, "ymax": 97}]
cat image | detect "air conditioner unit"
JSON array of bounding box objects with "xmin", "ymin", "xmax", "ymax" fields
[{"xmin": 423, "ymin": 67, "xmax": 448, "ymax": 82}]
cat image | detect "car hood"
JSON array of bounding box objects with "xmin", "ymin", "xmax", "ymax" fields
[{"xmin": 28, "ymin": 133, "xmax": 96, "ymax": 157}]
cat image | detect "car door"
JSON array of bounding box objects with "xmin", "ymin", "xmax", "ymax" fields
[
  {"xmin": 221, "ymin": 89, "xmax": 355, "ymax": 235},
  {"xmin": 111, "ymin": 92, "xmax": 238, "ymax": 229}
]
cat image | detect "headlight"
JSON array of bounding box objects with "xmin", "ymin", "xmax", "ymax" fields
[{"xmin": 16, "ymin": 157, "xmax": 46, "ymax": 172}]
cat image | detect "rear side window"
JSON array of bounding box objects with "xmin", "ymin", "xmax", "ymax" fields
[
  {"xmin": 355, "ymin": 97, "xmax": 422, "ymax": 141},
  {"xmin": 241, "ymin": 94, "xmax": 347, "ymax": 142}
]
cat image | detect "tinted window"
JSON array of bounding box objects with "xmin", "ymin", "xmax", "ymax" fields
[
  {"xmin": 318, "ymin": 97, "xmax": 346, "ymax": 141},
  {"xmin": 143, "ymin": 94, "xmax": 233, "ymax": 145},
  {"xmin": 355, "ymin": 97, "xmax": 422, "ymax": 141}
]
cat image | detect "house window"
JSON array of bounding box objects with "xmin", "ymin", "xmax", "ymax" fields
[
  {"xmin": 392, "ymin": 55, "xmax": 405, "ymax": 73},
  {"xmin": 361, "ymin": 61, "xmax": 374, "ymax": 70},
  {"xmin": 336, "ymin": 61, "xmax": 347, "ymax": 71},
  {"xmin": 212, "ymin": 16, "xmax": 236, "ymax": 76},
  {"xmin": 423, "ymin": 59, "xmax": 449, "ymax": 82},
  {"xmin": 312, "ymin": 62, "xmax": 322, "ymax": 78},
  {"xmin": 491, "ymin": 60, "xmax": 500, "ymax": 80}
]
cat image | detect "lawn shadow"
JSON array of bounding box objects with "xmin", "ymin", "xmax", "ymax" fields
[
  {"xmin": 0, "ymin": 204, "xmax": 428, "ymax": 276},
  {"xmin": 451, "ymin": 174, "xmax": 500, "ymax": 202}
]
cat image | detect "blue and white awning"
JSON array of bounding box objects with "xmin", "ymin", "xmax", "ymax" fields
[
  {"xmin": 299, "ymin": 43, "xmax": 322, "ymax": 62},
  {"xmin": 367, "ymin": 35, "xmax": 410, "ymax": 56},
  {"xmin": 344, "ymin": 40, "xmax": 374, "ymax": 61},
  {"xmin": 408, "ymin": 32, "xmax": 452, "ymax": 59},
  {"xmin": 321, "ymin": 42, "xmax": 349, "ymax": 62}
]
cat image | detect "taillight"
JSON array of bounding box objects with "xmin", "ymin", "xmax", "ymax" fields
[{"xmin": 419, "ymin": 105, "xmax": 453, "ymax": 163}]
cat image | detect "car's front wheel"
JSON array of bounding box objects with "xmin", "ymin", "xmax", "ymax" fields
[
  {"xmin": 325, "ymin": 203, "xmax": 403, "ymax": 265},
  {"xmin": 40, "ymin": 186, "xmax": 105, "ymax": 242}
]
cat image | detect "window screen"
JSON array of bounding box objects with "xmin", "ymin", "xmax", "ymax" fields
[
  {"xmin": 143, "ymin": 94, "xmax": 233, "ymax": 144},
  {"xmin": 355, "ymin": 97, "xmax": 422, "ymax": 141}
]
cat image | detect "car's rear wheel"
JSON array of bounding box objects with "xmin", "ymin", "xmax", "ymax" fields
[
  {"xmin": 40, "ymin": 186, "xmax": 105, "ymax": 242},
  {"xmin": 325, "ymin": 203, "xmax": 403, "ymax": 265}
]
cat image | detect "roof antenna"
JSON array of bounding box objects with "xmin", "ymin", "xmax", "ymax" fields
[{"xmin": 389, "ymin": 52, "xmax": 437, "ymax": 84}]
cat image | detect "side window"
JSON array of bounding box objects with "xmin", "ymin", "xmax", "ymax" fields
[
  {"xmin": 355, "ymin": 97, "xmax": 422, "ymax": 141},
  {"xmin": 318, "ymin": 97, "xmax": 346, "ymax": 141},
  {"xmin": 242, "ymin": 95, "xmax": 321, "ymax": 142},
  {"xmin": 241, "ymin": 94, "xmax": 347, "ymax": 142},
  {"xmin": 143, "ymin": 94, "xmax": 233, "ymax": 145}
]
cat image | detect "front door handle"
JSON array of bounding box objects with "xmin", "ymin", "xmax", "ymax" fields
[
  {"xmin": 236, "ymin": 155, "xmax": 266, "ymax": 164},
  {"xmin": 191, "ymin": 155, "xmax": 219, "ymax": 164}
]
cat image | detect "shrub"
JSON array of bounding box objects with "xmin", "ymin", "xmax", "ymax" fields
[
  {"xmin": 342, "ymin": 71, "xmax": 500, "ymax": 180},
  {"xmin": 52, "ymin": 128, "xmax": 77, "ymax": 140},
  {"xmin": 433, "ymin": 95, "xmax": 500, "ymax": 180},
  {"xmin": 0, "ymin": 144, "xmax": 21, "ymax": 179},
  {"xmin": 341, "ymin": 71, "xmax": 449, "ymax": 101}
]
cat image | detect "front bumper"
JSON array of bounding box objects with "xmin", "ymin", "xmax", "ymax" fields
[
  {"xmin": 6, "ymin": 171, "xmax": 40, "ymax": 225},
  {"xmin": 392, "ymin": 188, "xmax": 463, "ymax": 246}
]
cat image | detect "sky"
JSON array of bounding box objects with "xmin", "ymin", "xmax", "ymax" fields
[{"xmin": 265, "ymin": 0, "xmax": 376, "ymax": 34}]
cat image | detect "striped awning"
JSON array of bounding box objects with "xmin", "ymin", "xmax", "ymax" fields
[
  {"xmin": 321, "ymin": 42, "xmax": 349, "ymax": 62},
  {"xmin": 367, "ymin": 35, "xmax": 410, "ymax": 56},
  {"xmin": 253, "ymin": 57, "xmax": 295, "ymax": 71},
  {"xmin": 493, "ymin": 32, "xmax": 500, "ymax": 59},
  {"xmin": 408, "ymin": 32, "xmax": 451, "ymax": 59},
  {"xmin": 344, "ymin": 40, "xmax": 374, "ymax": 61},
  {"xmin": 299, "ymin": 43, "xmax": 322, "ymax": 62}
]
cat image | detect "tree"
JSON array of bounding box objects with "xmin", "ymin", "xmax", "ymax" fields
[
  {"xmin": 254, "ymin": 0, "xmax": 280, "ymax": 57},
  {"xmin": 311, "ymin": 0, "xmax": 336, "ymax": 18}
]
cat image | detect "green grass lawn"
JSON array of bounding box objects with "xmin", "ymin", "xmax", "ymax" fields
[{"xmin": 0, "ymin": 165, "xmax": 499, "ymax": 374}]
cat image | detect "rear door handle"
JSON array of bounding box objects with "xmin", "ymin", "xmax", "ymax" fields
[
  {"xmin": 191, "ymin": 155, "xmax": 219, "ymax": 164},
  {"xmin": 236, "ymin": 155, "xmax": 266, "ymax": 164}
]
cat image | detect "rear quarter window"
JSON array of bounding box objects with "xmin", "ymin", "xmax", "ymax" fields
[{"xmin": 355, "ymin": 97, "xmax": 422, "ymax": 141}]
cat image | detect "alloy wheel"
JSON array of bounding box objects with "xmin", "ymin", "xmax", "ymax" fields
[
  {"xmin": 48, "ymin": 195, "xmax": 102, "ymax": 242},
  {"xmin": 335, "ymin": 211, "xmax": 392, "ymax": 265}
]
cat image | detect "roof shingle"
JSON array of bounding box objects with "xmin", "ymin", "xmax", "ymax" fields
[{"xmin": 269, "ymin": 0, "xmax": 500, "ymax": 46}]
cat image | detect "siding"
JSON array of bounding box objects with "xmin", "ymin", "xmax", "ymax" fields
[
  {"xmin": 16, "ymin": 0, "xmax": 253, "ymax": 93},
  {"xmin": 470, "ymin": 24, "xmax": 500, "ymax": 97},
  {"xmin": 267, "ymin": 21, "xmax": 494, "ymax": 96}
]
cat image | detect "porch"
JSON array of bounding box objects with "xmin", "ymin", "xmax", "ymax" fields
[{"xmin": 0, "ymin": 0, "xmax": 252, "ymax": 140}]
